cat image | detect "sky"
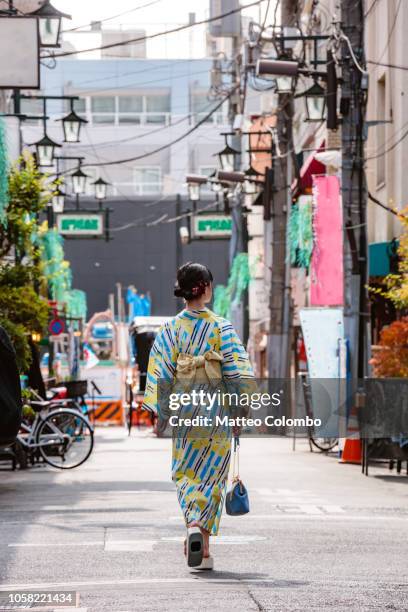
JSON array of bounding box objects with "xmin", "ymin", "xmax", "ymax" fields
[{"xmin": 53, "ymin": 0, "xmax": 271, "ymax": 59}]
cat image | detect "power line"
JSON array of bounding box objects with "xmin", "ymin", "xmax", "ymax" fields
[
  {"xmin": 367, "ymin": 59, "xmax": 408, "ymax": 71},
  {"xmin": 81, "ymin": 89, "xmax": 235, "ymax": 168},
  {"xmin": 368, "ymin": 0, "xmax": 402, "ymax": 76},
  {"xmin": 53, "ymin": 0, "xmax": 266, "ymax": 58},
  {"xmin": 366, "ymin": 125, "xmax": 408, "ymax": 160},
  {"xmin": 364, "ymin": 0, "xmax": 379, "ymax": 18},
  {"xmin": 70, "ymin": 67, "xmax": 212, "ymax": 96},
  {"xmin": 74, "ymin": 98, "xmax": 225, "ymax": 151},
  {"xmin": 368, "ymin": 192, "xmax": 407, "ymax": 218},
  {"xmin": 62, "ymin": 0, "xmax": 165, "ymax": 33},
  {"xmin": 45, "ymin": 58, "xmax": 201, "ymax": 92}
]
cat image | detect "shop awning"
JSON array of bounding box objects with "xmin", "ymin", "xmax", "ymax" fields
[
  {"xmin": 292, "ymin": 140, "xmax": 326, "ymax": 195},
  {"xmin": 369, "ymin": 240, "xmax": 399, "ymax": 277}
]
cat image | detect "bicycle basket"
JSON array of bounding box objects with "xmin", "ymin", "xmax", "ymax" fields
[{"xmin": 64, "ymin": 380, "xmax": 88, "ymax": 398}]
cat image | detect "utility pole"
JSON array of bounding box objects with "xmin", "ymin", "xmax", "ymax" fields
[
  {"xmin": 229, "ymin": 26, "xmax": 249, "ymax": 345},
  {"xmin": 340, "ymin": 0, "xmax": 368, "ymax": 398},
  {"xmin": 267, "ymin": 0, "xmax": 297, "ymax": 381}
]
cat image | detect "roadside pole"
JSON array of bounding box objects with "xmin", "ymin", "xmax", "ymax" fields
[
  {"xmin": 229, "ymin": 28, "xmax": 249, "ymax": 345},
  {"xmin": 267, "ymin": 0, "xmax": 297, "ymax": 381},
  {"xmin": 340, "ymin": 0, "xmax": 369, "ymax": 407}
]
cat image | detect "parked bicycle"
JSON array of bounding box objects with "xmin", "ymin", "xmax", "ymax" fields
[
  {"xmin": 300, "ymin": 373, "xmax": 338, "ymax": 452},
  {"xmin": 18, "ymin": 400, "xmax": 94, "ymax": 469}
]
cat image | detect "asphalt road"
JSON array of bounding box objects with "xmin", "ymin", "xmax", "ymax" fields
[{"xmin": 0, "ymin": 428, "xmax": 407, "ymax": 611}]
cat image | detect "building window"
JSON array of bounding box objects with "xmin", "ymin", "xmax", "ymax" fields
[
  {"xmin": 85, "ymin": 94, "xmax": 171, "ymax": 126},
  {"xmin": 145, "ymin": 94, "xmax": 170, "ymax": 124},
  {"xmin": 133, "ymin": 166, "xmax": 162, "ymax": 195},
  {"xmin": 376, "ymin": 76, "xmax": 386, "ymax": 187},
  {"xmin": 91, "ymin": 96, "xmax": 115, "ymax": 124},
  {"xmin": 73, "ymin": 97, "xmax": 87, "ymax": 115},
  {"xmin": 118, "ymin": 96, "xmax": 143, "ymax": 124}
]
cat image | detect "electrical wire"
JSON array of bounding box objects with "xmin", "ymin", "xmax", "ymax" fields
[
  {"xmin": 81, "ymin": 89, "xmax": 235, "ymax": 168},
  {"xmin": 44, "ymin": 57, "xmax": 202, "ymax": 93},
  {"xmin": 68, "ymin": 68, "xmax": 212, "ymax": 97},
  {"xmin": 370, "ymin": 0, "xmax": 402, "ymax": 70},
  {"xmin": 364, "ymin": 0, "xmax": 379, "ymax": 18},
  {"xmin": 111, "ymin": 199, "xmax": 220, "ymax": 232},
  {"xmin": 367, "ymin": 191, "xmax": 402, "ymax": 218},
  {"xmin": 53, "ymin": 0, "xmax": 267, "ymax": 59},
  {"xmin": 366, "ymin": 124, "xmax": 408, "ymax": 160},
  {"xmin": 339, "ymin": 32, "xmax": 368, "ymax": 75},
  {"xmin": 62, "ymin": 0, "xmax": 165, "ymax": 33},
  {"xmin": 367, "ymin": 60, "xmax": 408, "ymax": 71}
]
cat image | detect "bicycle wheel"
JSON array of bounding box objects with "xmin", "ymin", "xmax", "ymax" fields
[
  {"xmin": 310, "ymin": 436, "xmax": 338, "ymax": 452},
  {"xmin": 36, "ymin": 409, "xmax": 94, "ymax": 469}
]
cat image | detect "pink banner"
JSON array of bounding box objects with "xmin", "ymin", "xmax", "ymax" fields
[{"xmin": 310, "ymin": 175, "xmax": 344, "ymax": 306}]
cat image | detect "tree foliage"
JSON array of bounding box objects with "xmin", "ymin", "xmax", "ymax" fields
[
  {"xmin": 370, "ymin": 208, "xmax": 408, "ymax": 310},
  {"xmin": 370, "ymin": 317, "xmax": 408, "ymax": 377},
  {"xmin": 0, "ymin": 152, "xmax": 52, "ymax": 370}
]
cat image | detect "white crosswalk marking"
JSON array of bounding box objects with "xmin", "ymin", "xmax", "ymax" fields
[
  {"xmin": 255, "ymin": 488, "xmax": 345, "ymax": 514},
  {"xmin": 104, "ymin": 540, "xmax": 156, "ymax": 552}
]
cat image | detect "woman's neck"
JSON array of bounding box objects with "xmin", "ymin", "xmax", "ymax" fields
[{"xmin": 185, "ymin": 299, "xmax": 207, "ymax": 311}]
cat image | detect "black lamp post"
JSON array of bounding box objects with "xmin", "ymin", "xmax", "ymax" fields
[
  {"xmin": 52, "ymin": 186, "xmax": 65, "ymax": 213},
  {"xmin": 302, "ymin": 81, "xmax": 327, "ymax": 122},
  {"xmin": 243, "ymin": 165, "xmax": 262, "ymax": 195},
  {"xmin": 72, "ymin": 166, "xmax": 89, "ymax": 196},
  {"xmin": 92, "ymin": 177, "xmax": 109, "ymax": 202},
  {"xmin": 209, "ymin": 170, "xmax": 223, "ymax": 194},
  {"xmin": 35, "ymin": 133, "xmax": 61, "ymax": 167},
  {"xmin": 216, "ymin": 135, "xmax": 240, "ymax": 171},
  {"xmin": 186, "ymin": 175, "xmax": 208, "ymax": 202},
  {"xmin": 62, "ymin": 101, "xmax": 88, "ymax": 143},
  {"xmin": 29, "ymin": 0, "xmax": 71, "ymax": 48}
]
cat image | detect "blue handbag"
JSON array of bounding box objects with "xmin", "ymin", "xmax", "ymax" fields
[{"xmin": 225, "ymin": 437, "xmax": 250, "ymax": 516}]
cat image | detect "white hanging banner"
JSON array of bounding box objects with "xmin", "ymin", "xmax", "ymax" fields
[{"xmin": 299, "ymin": 307, "xmax": 347, "ymax": 437}]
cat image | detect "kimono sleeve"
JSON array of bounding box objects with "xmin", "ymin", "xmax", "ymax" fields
[
  {"xmin": 219, "ymin": 319, "xmax": 256, "ymax": 417},
  {"xmin": 219, "ymin": 319, "xmax": 254, "ymax": 379},
  {"xmin": 142, "ymin": 323, "xmax": 177, "ymax": 417}
]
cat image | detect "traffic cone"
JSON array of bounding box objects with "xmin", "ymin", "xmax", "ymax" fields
[
  {"xmin": 341, "ymin": 438, "xmax": 362, "ymax": 464},
  {"xmin": 340, "ymin": 399, "xmax": 361, "ymax": 464}
]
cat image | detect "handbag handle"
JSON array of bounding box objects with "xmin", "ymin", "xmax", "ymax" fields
[{"xmin": 231, "ymin": 436, "xmax": 240, "ymax": 481}]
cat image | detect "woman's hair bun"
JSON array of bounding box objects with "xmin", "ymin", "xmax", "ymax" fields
[
  {"xmin": 173, "ymin": 285, "xmax": 184, "ymax": 298},
  {"xmin": 174, "ymin": 262, "xmax": 213, "ymax": 301}
]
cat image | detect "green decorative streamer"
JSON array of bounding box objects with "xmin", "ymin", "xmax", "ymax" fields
[
  {"xmin": 213, "ymin": 253, "xmax": 256, "ymax": 319},
  {"xmin": 38, "ymin": 228, "xmax": 87, "ymax": 322},
  {"xmin": 288, "ymin": 204, "xmax": 300, "ymax": 265},
  {"xmin": 287, "ymin": 197, "xmax": 313, "ymax": 269},
  {"xmin": 297, "ymin": 198, "xmax": 313, "ymax": 268},
  {"xmin": 0, "ymin": 116, "xmax": 9, "ymax": 227}
]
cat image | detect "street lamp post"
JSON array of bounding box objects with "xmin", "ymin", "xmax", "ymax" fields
[
  {"xmin": 92, "ymin": 177, "xmax": 110, "ymax": 207},
  {"xmin": 35, "ymin": 132, "xmax": 61, "ymax": 167},
  {"xmin": 186, "ymin": 174, "xmax": 208, "ymax": 202},
  {"xmin": 72, "ymin": 166, "xmax": 89, "ymax": 209},
  {"xmin": 29, "ymin": 0, "xmax": 71, "ymax": 48},
  {"xmin": 61, "ymin": 101, "xmax": 88, "ymax": 143},
  {"xmin": 52, "ymin": 186, "xmax": 65, "ymax": 214},
  {"xmin": 216, "ymin": 135, "xmax": 240, "ymax": 171}
]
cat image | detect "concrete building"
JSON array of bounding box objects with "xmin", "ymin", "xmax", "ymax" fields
[
  {"xmin": 365, "ymin": 0, "xmax": 408, "ymax": 243},
  {"xmin": 14, "ymin": 53, "xmax": 237, "ymax": 316}
]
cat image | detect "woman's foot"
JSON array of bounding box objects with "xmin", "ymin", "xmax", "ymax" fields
[
  {"xmin": 186, "ymin": 524, "xmax": 204, "ymax": 567},
  {"xmin": 185, "ymin": 523, "xmax": 210, "ymax": 561}
]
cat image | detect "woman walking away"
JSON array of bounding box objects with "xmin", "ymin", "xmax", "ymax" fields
[{"xmin": 142, "ymin": 262, "xmax": 254, "ymax": 570}]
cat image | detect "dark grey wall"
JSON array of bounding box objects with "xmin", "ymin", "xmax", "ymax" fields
[{"xmin": 63, "ymin": 197, "xmax": 230, "ymax": 317}]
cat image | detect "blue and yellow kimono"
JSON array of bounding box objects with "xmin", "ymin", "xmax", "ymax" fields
[{"xmin": 142, "ymin": 307, "xmax": 253, "ymax": 535}]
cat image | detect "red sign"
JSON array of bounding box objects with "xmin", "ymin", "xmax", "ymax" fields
[{"xmin": 49, "ymin": 318, "xmax": 65, "ymax": 336}]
